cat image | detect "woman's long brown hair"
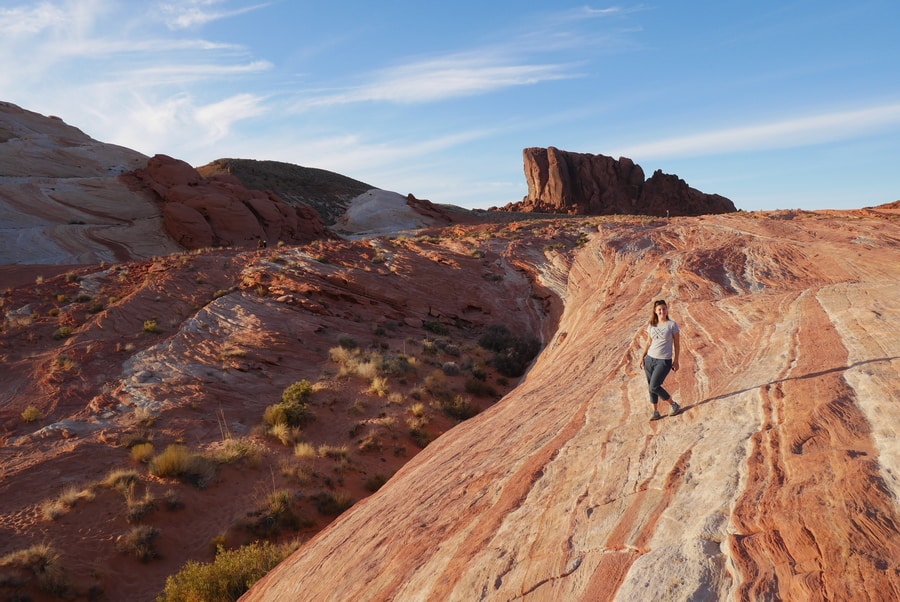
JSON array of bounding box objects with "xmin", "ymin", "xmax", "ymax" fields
[{"xmin": 650, "ymin": 299, "xmax": 667, "ymax": 326}]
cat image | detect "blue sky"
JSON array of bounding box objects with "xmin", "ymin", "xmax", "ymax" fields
[{"xmin": 2, "ymin": 0, "xmax": 899, "ymax": 211}]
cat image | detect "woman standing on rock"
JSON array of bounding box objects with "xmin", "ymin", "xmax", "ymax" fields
[{"xmin": 638, "ymin": 299, "xmax": 681, "ymax": 420}]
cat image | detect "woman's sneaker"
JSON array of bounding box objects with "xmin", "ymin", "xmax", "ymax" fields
[
  {"xmin": 650, "ymin": 410, "xmax": 662, "ymax": 421},
  {"xmin": 669, "ymin": 401, "xmax": 681, "ymax": 416}
]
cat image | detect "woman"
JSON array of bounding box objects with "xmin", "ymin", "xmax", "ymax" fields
[{"xmin": 638, "ymin": 299, "xmax": 681, "ymax": 420}]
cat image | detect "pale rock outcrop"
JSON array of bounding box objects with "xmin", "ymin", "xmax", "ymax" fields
[{"xmin": 0, "ymin": 101, "xmax": 181, "ymax": 264}]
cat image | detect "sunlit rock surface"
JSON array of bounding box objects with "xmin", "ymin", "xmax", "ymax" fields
[{"xmin": 244, "ymin": 205, "xmax": 900, "ymax": 601}]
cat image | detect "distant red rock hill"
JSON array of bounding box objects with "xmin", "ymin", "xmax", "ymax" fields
[{"xmin": 494, "ymin": 146, "xmax": 737, "ymax": 216}]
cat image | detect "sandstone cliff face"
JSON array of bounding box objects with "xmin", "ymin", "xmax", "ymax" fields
[
  {"xmin": 502, "ymin": 146, "xmax": 736, "ymax": 216},
  {"xmin": 243, "ymin": 206, "xmax": 900, "ymax": 601}
]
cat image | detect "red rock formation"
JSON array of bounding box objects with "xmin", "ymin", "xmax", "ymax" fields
[
  {"xmin": 498, "ymin": 146, "xmax": 736, "ymax": 216},
  {"xmin": 125, "ymin": 154, "xmax": 332, "ymax": 249},
  {"xmin": 242, "ymin": 207, "xmax": 900, "ymax": 602}
]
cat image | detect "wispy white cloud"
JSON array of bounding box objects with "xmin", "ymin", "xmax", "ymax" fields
[
  {"xmin": 616, "ymin": 103, "xmax": 900, "ymax": 159},
  {"xmin": 295, "ymin": 53, "xmax": 577, "ymax": 109},
  {"xmin": 159, "ymin": 0, "xmax": 270, "ymax": 29}
]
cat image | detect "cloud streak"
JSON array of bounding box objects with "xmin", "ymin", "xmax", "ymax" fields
[
  {"xmin": 616, "ymin": 103, "xmax": 900, "ymax": 159},
  {"xmin": 159, "ymin": 0, "xmax": 270, "ymax": 29},
  {"xmin": 295, "ymin": 53, "xmax": 578, "ymax": 109}
]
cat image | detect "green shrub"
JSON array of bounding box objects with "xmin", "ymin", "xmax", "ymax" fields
[
  {"xmin": 159, "ymin": 541, "xmax": 299, "ymax": 602},
  {"xmin": 263, "ymin": 401, "xmax": 314, "ymax": 428},
  {"xmin": 281, "ymin": 380, "xmax": 313, "ymax": 404},
  {"xmin": 477, "ymin": 324, "xmax": 540, "ymax": 378}
]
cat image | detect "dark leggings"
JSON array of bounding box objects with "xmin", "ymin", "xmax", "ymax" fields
[{"xmin": 644, "ymin": 356, "xmax": 672, "ymax": 405}]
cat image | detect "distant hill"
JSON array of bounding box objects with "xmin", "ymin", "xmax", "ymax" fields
[{"xmin": 197, "ymin": 158, "xmax": 375, "ymax": 225}]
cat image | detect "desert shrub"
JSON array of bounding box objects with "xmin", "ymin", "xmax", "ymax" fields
[
  {"xmin": 281, "ymin": 380, "xmax": 313, "ymax": 404},
  {"xmin": 164, "ymin": 489, "xmax": 183, "ymax": 510},
  {"xmin": 131, "ymin": 442, "xmax": 155, "ymax": 463},
  {"xmin": 21, "ymin": 405, "xmax": 43, "ymax": 423},
  {"xmin": 465, "ymin": 378, "xmax": 497, "ymax": 398},
  {"xmin": 52, "ymin": 325, "xmax": 73, "ymax": 340},
  {"xmin": 263, "ymin": 401, "xmax": 314, "ymax": 429},
  {"xmin": 100, "ymin": 468, "xmax": 141, "ymax": 495},
  {"xmin": 441, "ymin": 362, "xmax": 460, "ymax": 376},
  {"xmin": 293, "ymin": 441, "xmax": 316, "ymax": 458},
  {"xmin": 0, "ymin": 542, "xmax": 70, "ymax": 596},
  {"xmin": 443, "ymin": 343, "xmax": 461, "ymax": 357},
  {"xmin": 149, "ymin": 445, "xmax": 216, "ymax": 487},
  {"xmin": 477, "ymin": 324, "xmax": 541, "ymax": 378},
  {"xmin": 357, "ymin": 431, "xmax": 381, "ymax": 453},
  {"xmin": 267, "ymin": 423, "xmax": 301, "ymax": 446},
  {"xmin": 337, "ymin": 334, "xmax": 358, "ymax": 349},
  {"xmin": 318, "ymin": 444, "xmax": 349, "ymax": 460},
  {"xmin": 263, "ymin": 380, "xmax": 316, "ymax": 429},
  {"xmin": 214, "ymin": 438, "xmax": 261, "ymax": 465},
  {"xmin": 407, "ymin": 417, "xmax": 432, "ymax": 448},
  {"xmin": 311, "ymin": 491, "xmax": 354, "ymax": 515},
  {"xmin": 243, "ymin": 490, "xmax": 307, "ymax": 537},
  {"xmin": 125, "ymin": 488, "xmax": 157, "ymax": 523},
  {"xmin": 329, "ymin": 345, "xmax": 358, "ymax": 365},
  {"xmin": 438, "ymin": 395, "xmax": 480, "ymax": 421},
  {"xmin": 143, "ymin": 319, "xmax": 162, "ymax": 334},
  {"xmin": 42, "ymin": 484, "xmax": 95, "ymax": 520},
  {"xmin": 423, "ymin": 320, "xmax": 448, "ymax": 335},
  {"xmin": 368, "ymin": 376, "xmax": 389, "ymax": 397},
  {"xmin": 159, "ymin": 540, "xmax": 299, "ymax": 602},
  {"xmin": 118, "ymin": 525, "xmax": 159, "ymax": 562},
  {"xmin": 364, "ymin": 473, "xmax": 388, "ymax": 493}
]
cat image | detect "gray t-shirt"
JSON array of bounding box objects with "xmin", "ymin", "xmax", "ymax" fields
[{"xmin": 647, "ymin": 320, "xmax": 680, "ymax": 359}]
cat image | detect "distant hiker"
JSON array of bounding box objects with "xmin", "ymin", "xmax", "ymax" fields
[{"xmin": 638, "ymin": 299, "xmax": 681, "ymax": 420}]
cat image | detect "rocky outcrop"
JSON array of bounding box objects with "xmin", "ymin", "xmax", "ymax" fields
[
  {"xmin": 242, "ymin": 206, "xmax": 900, "ymax": 601},
  {"xmin": 497, "ymin": 146, "xmax": 737, "ymax": 216},
  {"xmin": 197, "ymin": 158, "xmax": 374, "ymax": 225},
  {"xmin": 125, "ymin": 154, "xmax": 333, "ymax": 249},
  {"xmin": 0, "ymin": 102, "xmax": 182, "ymax": 264}
]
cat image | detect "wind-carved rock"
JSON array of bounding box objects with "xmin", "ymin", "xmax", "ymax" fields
[{"xmin": 499, "ymin": 146, "xmax": 737, "ymax": 216}]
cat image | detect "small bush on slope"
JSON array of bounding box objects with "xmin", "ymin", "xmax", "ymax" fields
[{"xmin": 158, "ymin": 540, "xmax": 299, "ymax": 602}]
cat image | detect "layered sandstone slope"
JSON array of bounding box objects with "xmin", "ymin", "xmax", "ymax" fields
[
  {"xmin": 245, "ymin": 207, "xmax": 900, "ymax": 601},
  {"xmin": 0, "ymin": 220, "xmax": 572, "ymax": 601},
  {"xmin": 500, "ymin": 146, "xmax": 737, "ymax": 216},
  {"xmin": 0, "ymin": 102, "xmax": 181, "ymax": 265}
]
